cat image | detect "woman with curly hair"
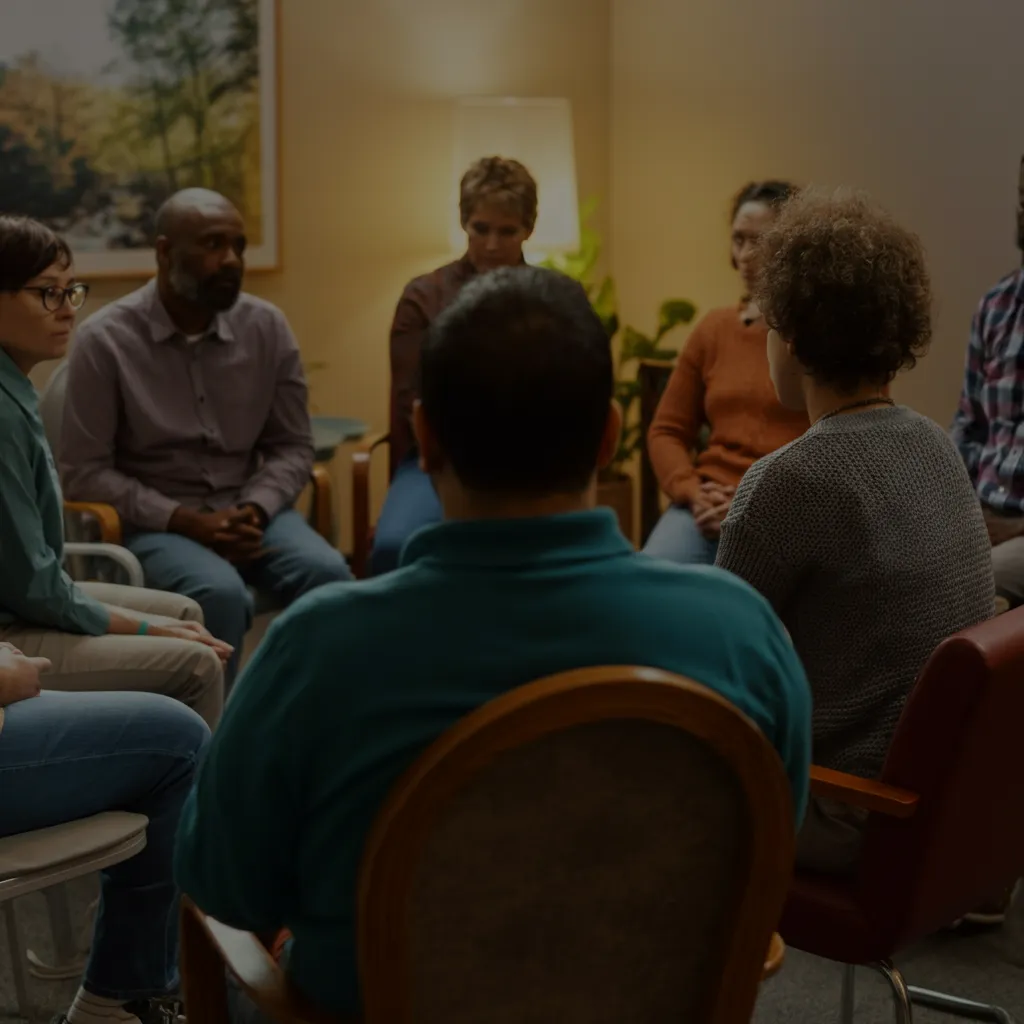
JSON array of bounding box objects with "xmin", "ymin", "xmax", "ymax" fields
[
  {"xmin": 644, "ymin": 180, "xmax": 809, "ymax": 564},
  {"xmin": 716, "ymin": 188, "xmax": 995, "ymax": 872}
]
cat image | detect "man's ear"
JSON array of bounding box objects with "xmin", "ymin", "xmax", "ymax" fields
[
  {"xmin": 412, "ymin": 401, "xmax": 442, "ymax": 475},
  {"xmin": 596, "ymin": 400, "xmax": 623, "ymax": 471}
]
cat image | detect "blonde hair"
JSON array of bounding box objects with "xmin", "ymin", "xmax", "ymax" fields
[{"xmin": 459, "ymin": 157, "xmax": 538, "ymax": 230}]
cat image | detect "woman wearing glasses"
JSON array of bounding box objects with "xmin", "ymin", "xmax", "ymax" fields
[{"xmin": 0, "ymin": 215, "xmax": 227, "ymax": 729}]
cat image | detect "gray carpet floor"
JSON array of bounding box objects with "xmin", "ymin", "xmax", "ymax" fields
[{"xmin": 2, "ymin": 874, "xmax": 1022, "ymax": 1022}]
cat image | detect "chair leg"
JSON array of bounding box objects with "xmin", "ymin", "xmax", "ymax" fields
[
  {"xmin": 840, "ymin": 964, "xmax": 856, "ymax": 1024},
  {"xmin": 874, "ymin": 960, "xmax": 914, "ymax": 1024},
  {"xmin": 3, "ymin": 900, "xmax": 32, "ymax": 1019},
  {"xmin": 907, "ymin": 986, "xmax": 1018, "ymax": 1022},
  {"xmin": 27, "ymin": 884, "xmax": 90, "ymax": 980}
]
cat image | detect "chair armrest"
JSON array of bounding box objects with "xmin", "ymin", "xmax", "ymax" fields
[
  {"xmin": 309, "ymin": 464, "xmax": 334, "ymax": 543},
  {"xmin": 809, "ymin": 765, "xmax": 919, "ymax": 819},
  {"xmin": 64, "ymin": 501, "xmax": 123, "ymax": 546},
  {"xmin": 351, "ymin": 433, "xmax": 391, "ymax": 579},
  {"xmin": 64, "ymin": 543, "xmax": 145, "ymax": 588},
  {"xmin": 180, "ymin": 899, "xmax": 344, "ymax": 1024}
]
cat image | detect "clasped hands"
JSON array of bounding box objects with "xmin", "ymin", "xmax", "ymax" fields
[
  {"xmin": 170, "ymin": 504, "xmax": 270, "ymax": 565},
  {"xmin": 691, "ymin": 480, "xmax": 736, "ymax": 540}
]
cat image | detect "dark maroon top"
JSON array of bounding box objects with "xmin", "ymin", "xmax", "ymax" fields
[{"xmin": 388, "ymin": 254, "xmax": 478, "ymax": 468}]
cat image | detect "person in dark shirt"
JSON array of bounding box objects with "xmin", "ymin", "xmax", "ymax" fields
[{"xmin": 372, "ymin": 156, "xmax": 538, "ymax": 574}]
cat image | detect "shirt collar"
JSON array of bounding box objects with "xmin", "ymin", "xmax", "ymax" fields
[
  {"xmin": 400, "ymin": 507, "xmax": 632, "ymax": 570},
  {"xmin": 0, "ymin": 346, "xmax": 40, "ymax": 419},
  {"xmin": 144, "ymin": 278, "xmax": 236, "ymax": 345}
]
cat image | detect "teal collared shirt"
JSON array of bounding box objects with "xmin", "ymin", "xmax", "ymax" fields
[
  {"xmin": 175, "ymin": 509, "xmax": 811, "ymax": 1017},
  {"xmin": 0, "ymin": 348, "xmax": 109, "ymax": 634}
]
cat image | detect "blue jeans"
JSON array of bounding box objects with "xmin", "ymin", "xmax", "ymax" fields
[
  {"xmin": 127, "ymin": 509, "xmax": 352, "ymax": 684},
  {"xmin": 0, "ymin": 690, "xmax": 210, "ymax": 1000},
  {"xmin": 642, "ymin": 505, "xmax": 719, "ymax": 565},
  {"xmin": 370, "ymin": 456, "xmax": 443, "ymax": 576}
]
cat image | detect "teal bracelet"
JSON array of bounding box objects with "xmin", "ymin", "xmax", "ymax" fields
[{"xmin": 137, "ymin": 621, "xmax": 149, "ymax": 636}]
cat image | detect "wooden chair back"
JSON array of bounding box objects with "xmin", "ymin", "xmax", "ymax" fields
[{"xmin": 359, "ymin": 665, "xmax": 795, "ymax": 1024}]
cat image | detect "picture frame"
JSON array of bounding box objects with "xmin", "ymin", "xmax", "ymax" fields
[{"xmin": 0, "ymin": 0, "xmax": 280, "ymax": 277}]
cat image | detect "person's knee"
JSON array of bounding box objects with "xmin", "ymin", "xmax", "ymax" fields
[
  {"xmin": 177, "ymin": 595, "xmax": 205, "ymax": 624},
  {"xmin": 294, "ymin": 548, "xmax": 353, "ymax": 589},
  {"xmin": 192, "ymin": 572, "xmax": 253, "ymax": 626},
  {"xmin": 183, "ymin": 646, "xmax": 226, "ymax": 710}
]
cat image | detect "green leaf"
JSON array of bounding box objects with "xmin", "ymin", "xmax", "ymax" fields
[
  {"xmin": 658, "ymin": 298, "xmax": 697, "ymax": 335},
  {"xmin": 619, "ymin": 326, "xmax": 648, "ymax": 361},
  {"xmin": 592, "ymin": 276, "xmax": 616, "ymax": 319}
]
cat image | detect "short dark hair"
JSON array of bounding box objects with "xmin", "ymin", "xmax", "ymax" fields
[
  {"xmin": 730, "ymin": 180, "xmax": 798, "ymax": 222},
  {"xmin": 421, "ymin": 266, "xmax": 613, "ymax": 495},
  {"xmin": 0, "ymin": 216, "xmax": 72, "ymax": 292},
  {"xmin": 754, "ymin": 187, "xmax": 932, "ymax": 393}
]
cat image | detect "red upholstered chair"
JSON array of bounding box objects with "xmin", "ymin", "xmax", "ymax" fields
[{"xmin": 781, "ymin": 607, "xmax": 1024, "ymax": 1023}]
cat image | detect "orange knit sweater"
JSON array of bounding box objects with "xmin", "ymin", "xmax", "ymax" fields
[{"xmin": 648, "ymin": 306, "xmax": 809, "ymax": 505}]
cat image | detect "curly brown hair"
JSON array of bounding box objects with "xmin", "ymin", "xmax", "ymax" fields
[
  {"xmin": 459, "ymin": 156, "xmax": 538, "ymax": 231},
  {"xmin": 754, "ymin": 188, "xmax": 932, "ymax": 393}
]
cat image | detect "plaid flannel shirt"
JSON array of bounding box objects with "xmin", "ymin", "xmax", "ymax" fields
[{"xmin": 951, "ymin": 269, "xmax": 1024, "ymax": 513}]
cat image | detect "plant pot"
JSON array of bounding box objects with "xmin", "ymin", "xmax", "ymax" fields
[{"xmin": 597, "ymin": 472, "xmax": 635, "ymax": 545}]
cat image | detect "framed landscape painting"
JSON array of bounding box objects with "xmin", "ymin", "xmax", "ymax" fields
[{"xmin": 0, "ymin": 0, "xmax": 280, "ymax": 276}]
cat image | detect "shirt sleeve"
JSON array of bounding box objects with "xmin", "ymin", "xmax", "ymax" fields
[
  {"xmin": 949, "ymin": 301, "xmax": 988, "ymax": 482},
  {"xmin": 389, "ymin": 288, "xmax": 430, "ymax": 441},
  {"xmin": 61, "ymin": 327, "xmax": 181, "ymax": 531},
  {"xmin": 174, "ymin": 604, "xmax": 315, "ymax": 930},
  {"xmin": 716, "ymin": 465, "xmax": 803, "ymax": 613},
  {"xmin": 238, "ymin": 312, "xmax": 315, "ymax": 521},
  {"xmin": 646, "ymin": 319, "xmax": 709, "ymax": 506},
  {"xmin": 0, "ymin": 426, "xmax": 109, "ymax": 635}
]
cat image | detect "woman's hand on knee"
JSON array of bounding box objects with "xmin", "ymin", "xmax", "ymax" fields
[{"xmin": 148, "ymin": 622, "xmax": 235, "ymax": 665}]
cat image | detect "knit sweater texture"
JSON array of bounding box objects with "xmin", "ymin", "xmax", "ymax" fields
[{"xmin": 717, "ymin": 405, "xmax": 995, "ymax": 778}]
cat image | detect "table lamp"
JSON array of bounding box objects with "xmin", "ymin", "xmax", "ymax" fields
[{"xmin": 451, "ymin": 97, "xmax": 580, "ymax": 260}]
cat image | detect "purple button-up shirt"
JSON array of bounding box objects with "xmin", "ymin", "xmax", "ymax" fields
[{"xmin": 61, "ymin": 280, "xmax": 314, "ymax": 532}]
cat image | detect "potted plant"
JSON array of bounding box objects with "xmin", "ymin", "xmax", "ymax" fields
[{"xmin": 540, "ymin": 201, "xmax": 696, "ymax": 541}]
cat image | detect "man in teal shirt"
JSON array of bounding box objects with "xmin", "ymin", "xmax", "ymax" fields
[{"xmin": 174, "ymin": 266, "xmax": 812, "ymax": 1017}]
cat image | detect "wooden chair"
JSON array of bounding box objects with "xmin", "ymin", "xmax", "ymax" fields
[
  {"xmin": 350, "ymin": 432, "xmax": 392, "ymax": 580},
  {"xmin": 181, "ymin": 665, "xmax": 796, "ymax": 1023},
  {"xmin": 783, "ymin": 607, "xmax": 1024, "ymax": 1023},
  {"xmin": 39, "ymin": 361, "xmax": 334, "ymax": 599}
]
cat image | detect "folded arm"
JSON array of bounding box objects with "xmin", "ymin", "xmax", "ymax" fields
[{"xmin": 61, "ymin": 331, "xmax": 180, "ymax": 531}]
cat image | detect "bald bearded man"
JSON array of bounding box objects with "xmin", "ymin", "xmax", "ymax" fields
[{"xmin": 61, "ymin": 189, "xmax": 352, "ymax": 684}]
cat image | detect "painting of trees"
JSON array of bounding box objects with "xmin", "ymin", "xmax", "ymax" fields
[{"xmin": 0, "ymin": 0, "xmax": 277, "ymax": 273}]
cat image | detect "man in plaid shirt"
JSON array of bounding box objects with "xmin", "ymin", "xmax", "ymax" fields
[{"xmin": 951, "ymin": 158, "xmax": 1024, "ymax": 607}]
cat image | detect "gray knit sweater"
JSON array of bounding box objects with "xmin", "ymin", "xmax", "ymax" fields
[{"xmin": 716, "ymin": 405, "xmax": 994, "ymax": 779}]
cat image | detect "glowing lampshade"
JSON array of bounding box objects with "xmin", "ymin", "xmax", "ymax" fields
[{"xmin": 450, "ymin": 97, "xmax": 580, "ymax": 258}]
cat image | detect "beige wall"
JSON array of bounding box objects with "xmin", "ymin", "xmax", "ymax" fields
[
  {"xmin": 62, "ymin": 0, "xmax": 611, "ymax": 548},
  {"xmin": 610, "ymin": 0, "xmax": 1024, "ymax": 424}
]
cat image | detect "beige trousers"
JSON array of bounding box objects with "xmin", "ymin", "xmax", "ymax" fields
[{"xmin": 0, "ymin": 583, "xmax": 224, "ymax": 728}]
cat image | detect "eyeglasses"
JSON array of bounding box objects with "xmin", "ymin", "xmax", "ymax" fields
[{"xmin": 21, "ymin": 283, "xmax": 90, "ymax": 312}]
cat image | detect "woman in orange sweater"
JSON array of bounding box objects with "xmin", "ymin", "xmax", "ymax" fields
[{"xmin": 644, "ymin": 181, "xmax": 809, "ymax": 564}]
